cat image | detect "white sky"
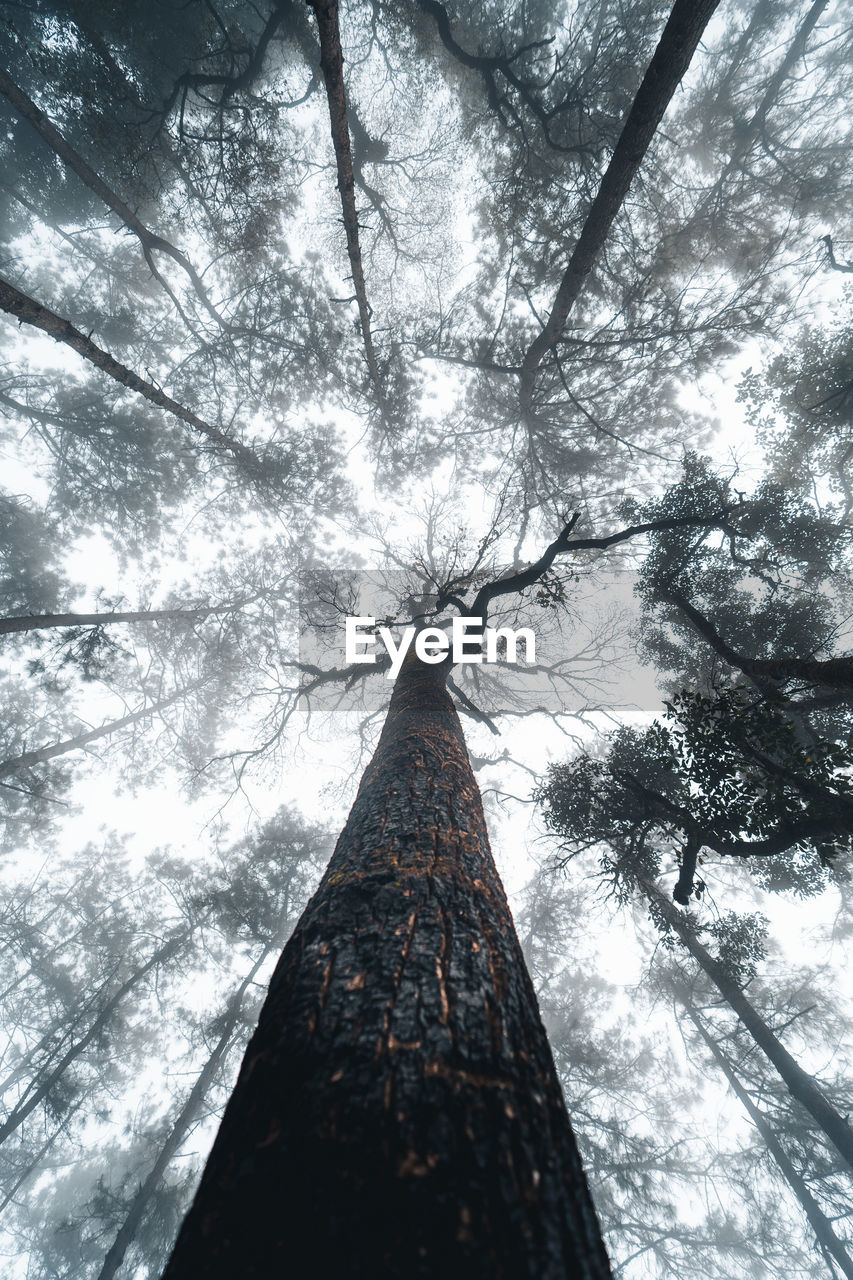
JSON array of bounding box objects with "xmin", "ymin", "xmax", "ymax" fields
[{"xmin": 1, "ymin": 11, "xmax": 852, "ymax": 1271}]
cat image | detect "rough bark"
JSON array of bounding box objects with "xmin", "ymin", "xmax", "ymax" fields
[
  {"xmin": 0, "ymin": 933, "xmax": 186, "ymax": 1147},
  {"xmin": 97, "ymin": 950, "xmax": 269, "ymax": 1280},
  {"xmin": 643, "ymin": 879, "xmax": 853, "ymax": 1172},
  {"xmin": 0, "ymin": 276, "xmax": 261, "ymax": 472},
  {"xmin": 519, "ymin": 0, "xmax": 721, "ymax": 405},
  {"xmin": 0, "ymin": 683, "xmax": 200, "ymax": 780},
  {"xmin": 684, "ymin": 1003, "xmax": 853, "ymax": 1280},
  {"xmin": 163, "ymin": 653, "xmax": 611, "ymax": 1278}
]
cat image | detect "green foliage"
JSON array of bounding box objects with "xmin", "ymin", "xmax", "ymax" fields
[
  {"xmin": 536, "ymin": 730, "xmax": 671, "ymax": 893},
  {"xmin": 539, "ymin": 683, "xmax": 853, "ymax": 897},
  {"xmin": 707, "ymin": 911, "xmax": 769, "ymax": 985},
  {"xmin": 661, "ymin": 684, "xmax": 852, "ymax": 861},
  {"xmin": 0, "ymin": 492, "xmax": 70, "ymax": 615},
  {"xmin": 740, "ymin": 303, "xmax": 853, "ymax": 512},
  {"xmin": 633, "ymin": 452, "xmax": 844, "ymax": 607}
]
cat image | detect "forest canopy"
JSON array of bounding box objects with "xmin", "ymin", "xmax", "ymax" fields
[{"xmin": 0, "ymin": 0, "xmax": 851, "ymax": 1276}]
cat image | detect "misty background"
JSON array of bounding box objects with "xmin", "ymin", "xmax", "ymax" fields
[{"xmin": 0, "ymin": 1, "xmax": 852, "ymax": 1276}]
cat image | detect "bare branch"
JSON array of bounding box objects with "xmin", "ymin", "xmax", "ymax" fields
[
  {"xmin": 457, "ymin": 507, "xmax": 746, "ymax": 626},
  {"xmin": 171, "ymin": 1, "xmax": 294, "ymax": 107},
  {"xmin": 446, "ymin": 674, "xmax": 501, "ymax": 735}
]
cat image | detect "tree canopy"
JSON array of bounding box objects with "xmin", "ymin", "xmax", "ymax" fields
[{"xmin": 1, "ymin": 0, "xmax": 852, "ymax": 1275}]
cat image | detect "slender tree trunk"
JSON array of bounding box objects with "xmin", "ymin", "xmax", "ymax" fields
[
  {"xmin": 712, "ymin": 0, "xmax": 830, "ymax": 178},
  {"xmin": 163, "ymin": 655, "xmax": 611, "ymax": 1278},
  {"xmin": 0, "ymin": 276, "xmax": 258, "ymax": 470},
  {"xmin": 0, "ymin": 604, "xmax": 237, "ymax": 636},
  {"xmin": 0, "ymin": 933, "xmax": 186, "ymax": 1146},
  {"xmin": 0, "ymin": 67, "xmax": 224, "ymax": 325},
  {"xmin": 307, "ymin": 0, "xmax": 387, "ymax": 413},
  {"xmin": 0, "ymin": 964, "xmax": 122, "ymax": 1098},
  {"xmin": 0, "ymin": 1099, "xmax": 86, "ymax": 1214},
  {"xmin": 97, "ymin": 949, "xmax": 270, "ymax": 1280},
  {"xmin": 519, "ymin": 0, "xmax": 721, "ymax": 403},
  {"xmin": 643, "ymin": 879, "xmax": 853, "ymax": 1172},
  {"xmin": 0, "ymin": 683, "xmax": 201, "ymax": 780},
  {"xmin": 684, "ymin": 1003, "xmax": 853, "ymax": 1280}
]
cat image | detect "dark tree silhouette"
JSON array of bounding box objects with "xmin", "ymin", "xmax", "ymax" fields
[
  {"xmin": 1, "ymin": 0, "xmax": 852, "ymax": 1274},
  {"xmin": 163, "ymin": 532, "xmax": 621, "ymax": 1276},
  {"xmin": 682, "ymin": 1000, "xmax": 853, "ymax": 1280}
]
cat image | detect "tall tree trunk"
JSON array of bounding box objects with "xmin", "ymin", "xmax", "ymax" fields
[
  {"xmin": 0, "ymin": 932, "xmax": 186, "ymax": 1146},
  {"xmin": 684, "ymin": 1002, "xmax": 853, "ymax": 1280},
  {"xmin": 519, "ymin": 0, "xmax": 721, "ymax": 404},
  {"xmin": 97, "ymin": 949, "xmax": 270, "ymax": 1280},
  {"xmin": 643, "ymin": 878, "xmax": 853, "ymax": 1172},
  {"xmin": 0, "ymin": 276, "xmax": 259, "ymax": 471},
  {"xmin": 163, "ymin": 655, "xmax": 611, "ymax": 1277},
  {"xmin": 307, "ymin": 0, "xmax": 386, "ymax": 413},
  {"xmin": 0, "ymin": 67, "xmax": 225, "ymax": 325},
  {"xmin": 0, "ymin": 603, "xmax": 240, "ymax": 636},
  {"xmin": 0, "ymin": 682, "xmax": 202, "ymax": 780}
]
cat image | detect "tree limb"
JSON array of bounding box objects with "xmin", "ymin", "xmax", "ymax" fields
[
  {"xmin": 0, "ymin": 602, "xmax": 247, "ymax": 637},
  {"xmin": 672, "ymin": 839, "xmax": 700, "ymax": 905},
  {"xmin": 446, "ymin": 674, "xmax": 501, "ymax": 735},
  {"xmin": 416, "ymin": 0, "xmax": 588, "ymax": 156},
  {"xmin": 454, "ymin": 507, "xmax": 746, "ymax": 627},
  {"xmin": 618, "ymin": 769, "xmax": 846, "ymax": 861},
  {"xmin": 683, "ymin": 1003, "xmax": 853, "ymax": 1280},
  {"xmin": 0, "ymin": 680, "xmax": 205, "ymax": 780},
  {"xmin": 0, "ymin": 67, "xmax": 228, "ymax": 327},
  {"xmin": 171, "ymin": 0, "xmax": 295, "ymax": 107},
  {"xmin": 822, "ymin": 234, "xmax": 853, "ymax": 275},
  {"xmin": 663, "ymin": 588, "xmax": 853, "ymax": 692}
]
